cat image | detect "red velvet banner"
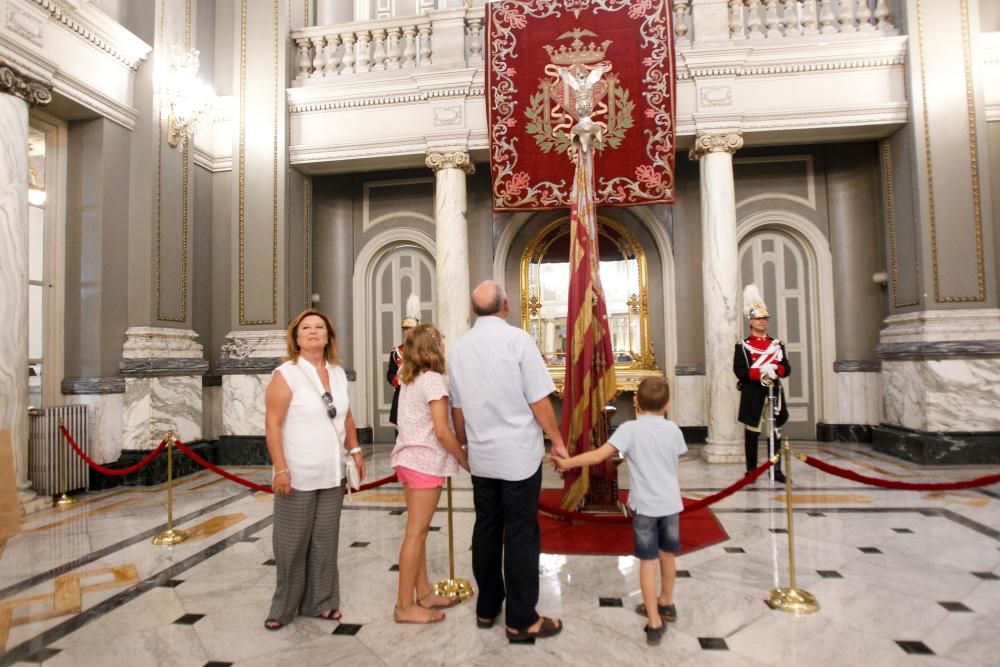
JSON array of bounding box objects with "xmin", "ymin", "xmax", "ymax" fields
[{"xmin": 487, "ymin": 0, "xmax": 676, "ymax": 211}]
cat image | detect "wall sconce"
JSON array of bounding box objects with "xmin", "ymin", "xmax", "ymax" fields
[
  {"xmin": 28, "ymin": 165, "xmax": 46, "ymax": 206},
  {"xmin": 160, "ymin": 45, "xmax": 213, "ymax": 148}
]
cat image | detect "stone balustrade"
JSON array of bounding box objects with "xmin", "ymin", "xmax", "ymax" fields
[
  {"xmin": 290, "ymin": 1, "xmax": 897, "ymax": 83},
  {"xmin": 728, "ymin": 0, "xmax": 895, "ymax": 39},
  {"xmin": 292, "ymin": 8, "xmax": 483, "ymax": 82}
]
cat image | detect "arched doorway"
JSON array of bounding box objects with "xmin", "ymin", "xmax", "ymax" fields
[
  {"xmin": 739, "ymin": 230, "xmax": 816, "ymax": 438},
  {"xmin": 370, "ymin": 244, "xmax": 435, "ymax": 442}
]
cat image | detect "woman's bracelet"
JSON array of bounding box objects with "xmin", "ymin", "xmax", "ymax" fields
[
  {"xmin": 347, "ymin": 447, "xmax": 362, "ymax": 456},
  {"xmin": 272, "ymin": 468, "xmax": 289, "ymax": 479}
]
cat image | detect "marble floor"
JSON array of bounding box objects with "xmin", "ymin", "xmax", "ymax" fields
[{"xmin": 0, "ymin": 442, "xmax": 998, "ymax": 666}]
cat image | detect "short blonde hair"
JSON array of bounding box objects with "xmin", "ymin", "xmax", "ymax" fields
[
  {"xmin": 286, "ymin": 309, "xmax": 341, "ymax": 364},
  {"xmin": 399, "ymin": 324, "xmax": 445, "ymax": 384}
]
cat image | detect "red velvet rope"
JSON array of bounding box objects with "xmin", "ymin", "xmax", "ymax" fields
[
  {"xmin": 172, "ymin": 438, "xmax": 400, "ymax": 494},
  {"xmin": 537, "ymin": 460, "xmax": 776, "ymax": 524},
  {"xmin": 173, "ymin": 439, "xmax": 274, "ymax": 493},
  {"xmin": 60, "ymin": 425, "xmax": 167, "ymax": 476},
  {"xmin": 682, "ymin": 459, "xmax": 775, "ymax": 513},
  {"xmin": 800, "ymin": 455, "xmax": 1000, "ymax": 491}
]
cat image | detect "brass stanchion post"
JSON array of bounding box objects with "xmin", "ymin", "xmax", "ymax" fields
[
  {"xmin": 55, "ymin": 418, "xmax": 79, "ymax": 508},
  {"xmin": 767, "ymin": 436, "xmax": 819, "ymax": 614},
  {"xmin": 153, "ymin": 432, "xmax": 189, "ymax": 546},
  {"xmin": 432, "ymin": 477, "xmax": 474, "ymax": 600}
]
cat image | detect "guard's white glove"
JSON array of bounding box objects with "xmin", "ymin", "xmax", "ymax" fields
[{"xmin": 759, "ymin": 362, "xmax": 777, "ymax": 380}]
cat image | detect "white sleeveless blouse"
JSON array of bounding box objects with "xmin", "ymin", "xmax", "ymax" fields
[{"xmin": 274, "ymin": 360, "xmax": 349, "ymax": 491}]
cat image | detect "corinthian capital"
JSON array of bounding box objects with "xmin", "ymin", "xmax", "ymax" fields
[
  {"xmin": 0, "ymin": 61, "xmax": 52, "ymax": 106},
  {"xmin": 688, "ymin": 132, "xmax": 743, "ymax": 160},
  {"xmin": 425, "ymin": 149, "xmax": 475, "ymax": 175}
]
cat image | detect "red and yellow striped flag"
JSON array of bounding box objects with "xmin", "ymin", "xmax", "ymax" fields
[{"xmin": 560, "ymin": 148, "xmax": 617, "ymax": 511}]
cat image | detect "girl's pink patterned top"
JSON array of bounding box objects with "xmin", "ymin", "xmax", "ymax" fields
[{"xmin": 391, "ymin": 371, "xmax": 461, "ymax": 477}]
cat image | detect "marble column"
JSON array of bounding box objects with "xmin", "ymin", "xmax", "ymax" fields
[
  {"xmin": 690, "ymin": 132, "xmax": 744, "ymax": 463},
  {"xmin": 0, "ymin": 62, "xmax": 52, "ymax": 509},
  {"xmin": 426, "ymin": 149, "xmax": 473, "ymax": 348}
]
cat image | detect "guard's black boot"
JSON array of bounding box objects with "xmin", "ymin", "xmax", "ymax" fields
[
  {"xmin": 773, "ymin": 463, "xmax": 786, "ymax": 484},
  {"xmin": 743, "ymin": 430, "xmax": 759, "ymax": 474}
]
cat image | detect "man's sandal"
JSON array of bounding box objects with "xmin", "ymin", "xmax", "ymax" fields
[
  {"xmin": 264, "ymin": 618, "xmax": 283, "ymax": 631},
  {"xmin": 505, "ymin": 617, "xmax": 563, "ymax": 643}
]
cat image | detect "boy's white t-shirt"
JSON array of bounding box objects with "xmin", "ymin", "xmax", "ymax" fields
[{"xmin": 608, "ymin": 414, "xmax": 687, "ymax": 517}]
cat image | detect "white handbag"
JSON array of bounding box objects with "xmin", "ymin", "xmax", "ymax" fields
[{"xmin": 345, "ymin": 454, "xmax": 361, "ymax": 493}]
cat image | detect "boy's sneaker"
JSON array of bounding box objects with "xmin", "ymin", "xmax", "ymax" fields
[
  {"xmin": 644, "ymin": 622, "xmax": 666, "ymax": 646},
  {"xmin": 635, "ymin": 603, "xmax": 678, "ymax": 622}
]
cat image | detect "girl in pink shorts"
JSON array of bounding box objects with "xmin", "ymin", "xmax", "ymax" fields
[{"xmin": 391, "ymin": 324, "xmax": 469, "ymax": 623}]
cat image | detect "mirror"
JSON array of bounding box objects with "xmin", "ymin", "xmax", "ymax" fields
[{"xmin": 520, "ymin": 217, "xmax": 657, "ymax": 373}]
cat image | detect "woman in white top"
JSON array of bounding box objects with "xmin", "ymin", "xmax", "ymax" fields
[
  {"xmin": 263, "ymin": 309, "xmax": 366, "ymax": 630},
  {"xmin": 391, "ymin": 324, "xmax": 468, "ymax": 623}
]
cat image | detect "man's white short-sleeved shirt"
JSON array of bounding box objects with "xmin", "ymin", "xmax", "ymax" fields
[{"xmin": 448, "ymin": 316, "xmax": 555, "ymax": 481}]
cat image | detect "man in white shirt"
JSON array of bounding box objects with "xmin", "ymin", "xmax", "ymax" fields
[{"xmin": 448, "ymin": 281, "xmax": 569, "ymax": 642}]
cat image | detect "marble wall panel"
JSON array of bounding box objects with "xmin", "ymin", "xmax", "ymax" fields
[
  {"xmin": 835, "ymin": 372, "xmax": 881, "ymax": 426},
  {"xmin": 924, "ymin": 359, "xmax": 1000, "ymax": 432},
  {"xmin": 222, "ymin": 374, "xmax": 271, "ymax": 436},
  {"xmin": 123, "ymin": 376, "xmax": 203, "ymax": 449},
  {"xmin": 882, "ymin": 361, "xmax": 928, "ymax": 432},
  {"xmin": 672, "ymin": 374, "xmax": 706, "ymax": 427},
  {"xmin": 882, "ymin": 359, "xmax": 1000, "ymax": 432},
  {"xmin": 65, "ymin": 393, "xmax": 124, "ymax": 464},
  {"xmin": 202, "ymin": 385, "xmax": 223, "ymax": 441}
]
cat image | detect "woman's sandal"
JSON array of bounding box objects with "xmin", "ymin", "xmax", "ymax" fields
[
  {"xmin": 418, "ymin": 593, "xmax": 461, "ymax": 610},
  {"xmin": 476, "ymin": 616, "xmax": 497, "ymax": 629},
  {"xmin": 264, "ymin": 618, "xmax": 283, "ymax": 631},
  {"xmin": 316, "ymin": 609, "xmax": 342, "ymax": 622},
  {"xmin": 505, "ymin": 616, "xmax": 563, "ymax": 643},
  {"xmin": 393, "ymin": 606, "xmax": 445, "ymax": 624}
]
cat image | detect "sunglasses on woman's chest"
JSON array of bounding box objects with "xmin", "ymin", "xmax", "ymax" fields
[{"xmin": 321, "ymin": 392, "xmax": 337, "ymax": 419}]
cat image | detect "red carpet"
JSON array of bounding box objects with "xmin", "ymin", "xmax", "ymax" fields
[{"xmin": 539, "ymin": 490, "xmax": 729, "ymax": 557}]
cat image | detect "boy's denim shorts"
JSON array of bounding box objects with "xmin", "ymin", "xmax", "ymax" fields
[{"xmin": 632, "ymin": 512, "xmax": 681, "ymax": 560}]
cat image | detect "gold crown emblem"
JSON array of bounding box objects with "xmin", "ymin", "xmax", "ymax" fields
[{"xmin": 544, "ymin": 28, "xmax": 611, "ymax": 67}]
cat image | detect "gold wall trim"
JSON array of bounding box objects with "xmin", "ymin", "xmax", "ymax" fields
[
  {"xmin": 519, "ymin": 216, "xmax": 658, "ymax": 373},
  {"xmin": 237, "ymin": 0, "xmax": 281, "ymax": 325},
  {"xmin": 881, "ymin": 140, "xmax": 920, "ymax": 308},
  {"xmin": 304, "ymin": 176, "xmax": 312, "ymax": 310},
  {"xmin": 958, "ymin": 0, "xmax": 985, "ymax": 302},
  {"xmin": 155, "ymin": 0, "xmax": 190, "ymax": 323},
  {"xmin": 917, "ymin": 0, "xmax": 985, "ymax": 304}
]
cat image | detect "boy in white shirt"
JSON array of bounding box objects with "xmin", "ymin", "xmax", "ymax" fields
[{"xmin": 554, "ymin": 376, "xmax": 686, "ymax": 646}]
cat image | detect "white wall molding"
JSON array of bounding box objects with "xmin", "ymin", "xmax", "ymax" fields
[
  {"xmin": 737, "ymin": 210, "xmax": 838, "ymax": 425},
  {"xmin": 351, "ymin": 227, "xmax": 436, "ymax": 428}
]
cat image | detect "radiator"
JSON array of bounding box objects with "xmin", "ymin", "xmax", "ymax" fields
[{"xmin": 28, "ymin": 405, "xmax": 90, "ymax": 496}]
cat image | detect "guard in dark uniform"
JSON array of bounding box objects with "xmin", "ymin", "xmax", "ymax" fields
[
  {"xmin": 733, "ymin": 285, "xmax": 790, "ymax": 483},
  {"xmin": 386, "ymin": 294, "xmax": 420, "ymax": 427}
]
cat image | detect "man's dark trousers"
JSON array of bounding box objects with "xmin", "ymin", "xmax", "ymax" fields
[{"xmin": 471, "ymin": 465, "xmax": 542, "ymax": 630}]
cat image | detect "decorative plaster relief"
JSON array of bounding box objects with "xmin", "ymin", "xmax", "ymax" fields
[
  {"xmin": 5, "ymin": 5, "xmax": 44, "ymax": 46},
  {"xmin": 700, "ymin": 85, "xmax": 732, "ymax": 108},
  {"xmin": 433, "ymin": 104, "xmax": 463, "ymax": 127},
  {"xmin": 425, "ymin": 149, "xmax": 474, "ymax": 174}
]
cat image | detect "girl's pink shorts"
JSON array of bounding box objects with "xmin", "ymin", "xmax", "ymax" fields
[{"xmin": 395, "ymin": 465, "xmax": 444, "ymax": 489}]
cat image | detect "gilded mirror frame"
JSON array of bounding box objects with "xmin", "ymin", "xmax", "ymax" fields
[{"xmin": 519, "ymin": 216, "xmax": 658, "ymax": 381}]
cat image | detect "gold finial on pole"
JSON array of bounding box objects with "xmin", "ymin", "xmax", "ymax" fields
[
  {"xmin": 55, "ymin": 417, "xmax": 79, "ymax": 508},
  {"xmin": 766, "ymin": 436, "xmax": 819, "ymax": 614},
  {"xmin": 432, "ymin": 477, "xmax": 474, "ymax": 600},
  {"xmin": 153, "ymin": 431, "xmax": 189, "ymax": 546}
]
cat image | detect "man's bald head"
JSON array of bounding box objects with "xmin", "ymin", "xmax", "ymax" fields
[{"xmin": 472, "ymin": 280, "xmax": 508, "ymax": 317}]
